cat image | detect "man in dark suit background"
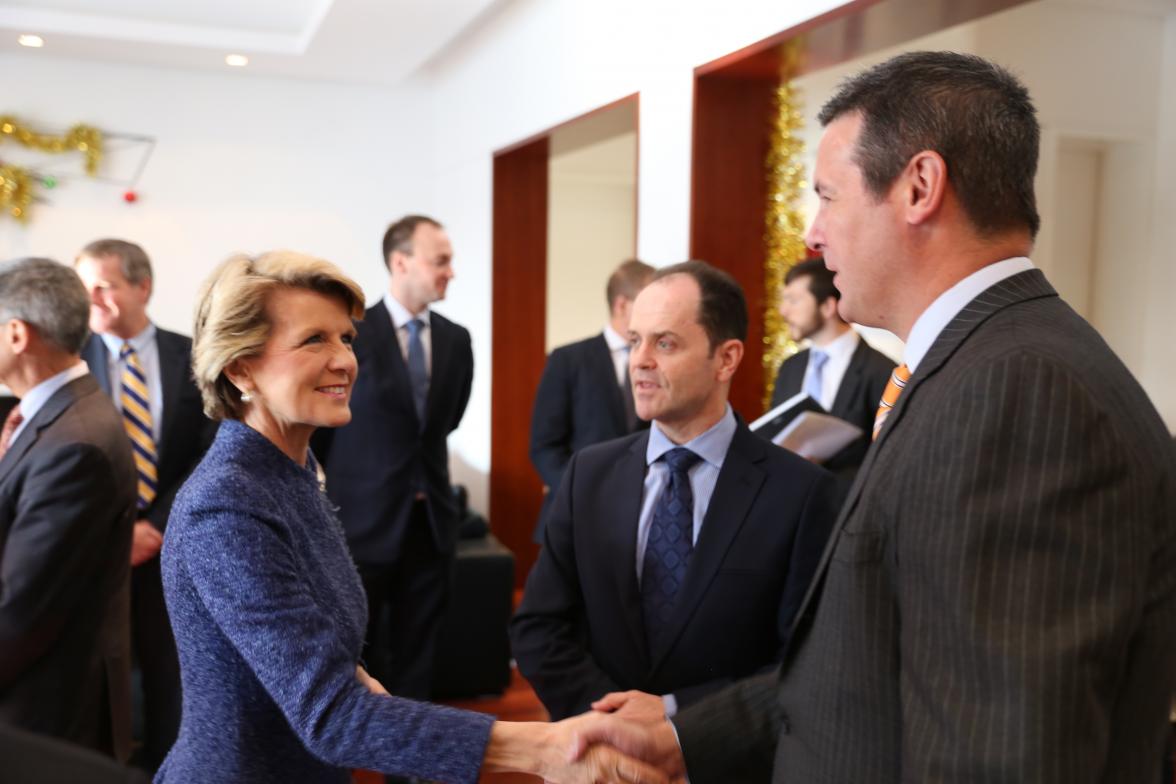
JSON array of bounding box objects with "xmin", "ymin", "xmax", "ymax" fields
[
  {"xmin": 75, "ymin": 239, "xmax": 211, "ymax": 771},
  {"xmin": 0, "ymin": 257, "xmax": 137, "ymax": 761},
  {"xmin": 771, "ymin": 257, "xmax": 893, "ymax": 480},
  {"xmin": 512, "ymin": 261, "xmax": 841, "ymax": 723},
  {"xmin": 575, "ymin": 52, "xmax": 1176, "ymax": 784},
  {"xmin": 317, "ymin": 215, "xmax": 474, "ymax": 708},
  {"xmin": 529, "ymin": 258, "xmax": 654, "ymax": 540}
]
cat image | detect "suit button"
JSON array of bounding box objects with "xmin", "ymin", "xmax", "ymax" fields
[{"xmin": 777, "ymin": 709, "xmax": 790, "ymax": 735}]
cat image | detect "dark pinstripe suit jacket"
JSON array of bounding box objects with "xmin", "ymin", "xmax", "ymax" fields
[{"xmin": 674, "ymin": 270, "xmax": 1176, "ymax": 783}]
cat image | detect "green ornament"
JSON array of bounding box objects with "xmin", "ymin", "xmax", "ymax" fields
[{"xmin": 42, "ymin": 176, "xmax": 57, "ymax": 189}]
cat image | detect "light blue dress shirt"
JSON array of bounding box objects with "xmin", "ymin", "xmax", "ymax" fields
[
  {"xmin": 635, "ymin": 404, "xmax": 737, "ymax": 717},
  {"xmin": 9, "ymin": 362, "xmax": 90, "ymax": 444}
]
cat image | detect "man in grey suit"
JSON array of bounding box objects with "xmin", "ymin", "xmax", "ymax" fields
[
  {"xmin": 0, "ymin": 258, "xmax": 138, "ymax": 761},
  {"xmin": 574, "ymin": 51, "xmax": 1176, "ymax": 784}
]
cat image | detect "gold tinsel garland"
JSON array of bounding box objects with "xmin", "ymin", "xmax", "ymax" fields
[
  {"xmin": 762, "ymin": 41, "xmax": 808, "ymax": 409},
  {"xmin": 0, "ymin": 115, "xmax": 104, "ymax": 222}
]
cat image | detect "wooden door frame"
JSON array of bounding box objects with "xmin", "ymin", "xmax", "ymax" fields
[{"xmin": 490, "ymin": 94, "xmax": 640, "ymax": 587}]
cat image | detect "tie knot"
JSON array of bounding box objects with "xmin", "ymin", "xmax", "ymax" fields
[
  {"xmin": 661, "ymin": 447, "xmax": 701, "ymax": 475},
  {"xmin": 810, "ymin": 349, "xmax": 829, "ymax": 369},
  {"xmin": 3, "ymin": 405, "xmax": 23, "ymax": 431},
  {"xmin": 120, "ymin": 342, "xmax": 135, "ymax": 360},
  {"xmin": 406, "ymin": 318, "xmax": 424, "ymax": 337},
  {"xmin": 894, "ymin": 363, "xmax": 911, "ymax": 383}
]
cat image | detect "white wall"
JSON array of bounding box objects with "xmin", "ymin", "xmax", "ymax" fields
[
  {"xmin": 789, "ymin": 0, "xmax": 1175, "ymax": 430},
  {"xmin": 0, "ymin": 52, "xmax": 427, "ymax": 332},
  {"xmin": 547, "ymin": 130, "xmax": 637, "ymax": 352},
  {"xmin": 419, "ymin": 0, "xmax": 850, "ymax": 509}
]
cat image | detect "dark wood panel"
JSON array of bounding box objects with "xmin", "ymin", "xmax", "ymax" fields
[
  {"xmin": 690, "ymin": 74, "xmax": 777, "ymax": 422},
  {"xmin": 490, "ymin": 137, "xmax": 548, "ymax": 587}
]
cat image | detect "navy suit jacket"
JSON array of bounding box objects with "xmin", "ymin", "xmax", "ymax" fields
[
  {"xmin": 82, "ymin": 329, "xmax": 213, "ymax": 532},
  {"xmin": 315, "ymin": 301, "xmax": 473, "ymax": 563},
  {"xmin": 510, "ymin": 420, "xmax": 842, "ymax": 720},
  {"xmin": 770, "ymin": 337, "xmax": 894, "ymax": 479},
  {"xmin": 529, "ymin": 333, "xmax": 647, "ymax": 539},
  {"xmin": 160, "ymin": 420, "xmax": 493, "ymax": 783},
  {"xmin": 0, "ymin": 375, "xmax": 136, "ymax": 760}
]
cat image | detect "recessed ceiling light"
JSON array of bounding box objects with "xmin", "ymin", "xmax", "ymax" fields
[
  {"xmin": 225, "ymin": 54, "xmax": 249, "ymax": 67},
  {"xmin": 18, "ymin": 34, "xmax": 44, "ymax": 48}
]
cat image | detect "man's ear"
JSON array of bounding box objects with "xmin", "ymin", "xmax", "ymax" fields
[
  {"xmin": 5, "ymin": 319, "xmax": 31, "ymax": 355},
  {"xmin": 715, "ymin": 339, "xmax": 744, "ymax": 382},
  {"xmin": 819, "ymin": 295, "xmax": 840, "ymax": 321},
  {"xmin": 903, "ymin": 149, "xmax": 948, "ymax": 227}
]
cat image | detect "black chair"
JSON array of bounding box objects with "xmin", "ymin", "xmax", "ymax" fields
[
  {"xmin": 0, "ymin": 724, "xmax": 150, "ymax": 784},
  {"xmin": 430, "ymin": 487, "xmax": 515, "ymax": 699}
]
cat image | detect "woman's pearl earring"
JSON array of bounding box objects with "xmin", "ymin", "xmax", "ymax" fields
[{"xmin": 240, "ymin": 391, "xmax": 254, "ymax": 403}]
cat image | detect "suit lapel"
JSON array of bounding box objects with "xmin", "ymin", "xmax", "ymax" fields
[
  {"xmin": 155, "ymin": 330, "xmax": 186, "ymax": 463},
  {"xmin": 366, "ymin": 301, "xmax": 417, "ymax": 422},
  {"xmin": 425, "ymin": 314, "xmax": 453, "ymax": 429},
  {"xmin": 82, "ymin": 335, "xmax": 112, "ymax": 395},
  {"xmin": 590, "ymin": 334, "xmax": 627, "ymax": 432},
  {"xmin": 0, "ymin": 375, "xmax": 90, "ymax": 483},
  {"xmin": 830, "ymin": 341, "xmax": 867, "ymax": 420},
  {"xmin": 608, "ymin": 433, "xmax": 654, "ymax": 667},
  {"xmin": 649, "ymin": 423, "xmax": 766, "ymax": 671},
  {"xmin": 779, "ymin": 349, "xmax": 808, "ymax": 400},
  {"xmin": 785, "ymin": 270, "xmax": 1058, "ymax": 650}
]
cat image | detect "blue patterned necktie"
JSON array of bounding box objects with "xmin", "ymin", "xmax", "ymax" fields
[
  {"xmin": 641, "ymin": 447, "xmax": 702, "ymax": 651},
  {"xmin": 120, "ymin": 343, "xmax": 158, "ymax": 509},
  {"xmin": 804, "ymin": 348, "xmax": 829, "ymax": 404},
  {"xmin": 405, "ymin": 318, "xmax": 428, "ymax": 425}
]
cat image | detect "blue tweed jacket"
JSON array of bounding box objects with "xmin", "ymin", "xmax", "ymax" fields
[{"xmin": 158, "ymin": 420, "xmax": 493, "ymax": 783}]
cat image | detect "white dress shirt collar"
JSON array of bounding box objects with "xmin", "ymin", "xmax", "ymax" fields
[
  {"xmin": 12, "ymin": 362, "xmax": 90, "ymax": 443},
  {"xmin": 646, "ymin": 404, "xmax": 736, "ymax": 471},
  {"xmin": 904, "ymin": 257, "xmax": 1034, "ymax": 373},
  {"xmin": 383, "ymin": 292, "xmax": 431, "ymax": 331},
  {"xmin": 100, "ymin": 322, "xmax": 157, "ymax": 358},
  {"xmin": 602, "ymin": 323, "xmax": 628, "ymax": 352}
]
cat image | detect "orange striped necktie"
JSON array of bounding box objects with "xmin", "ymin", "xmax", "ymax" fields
[{"xmin": 873, "ymin": 363, "xmax": 911, "ymax": 441}]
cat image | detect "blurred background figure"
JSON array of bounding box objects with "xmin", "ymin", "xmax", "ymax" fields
[
  {"xmin": 76, "ymin": 238, "xmax": 213, "ymax": 773},
  {"xmin": 771, "ymin": 258, "xmax": 893, "ymax": 482},
  {"xmin": 529, "ymin": 258, "xmax": 655, "ymax": 540}
]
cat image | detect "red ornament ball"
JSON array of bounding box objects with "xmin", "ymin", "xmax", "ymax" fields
[{"xmin": 123, "ymin": 190, "xmax": 138, "ymax": 203}]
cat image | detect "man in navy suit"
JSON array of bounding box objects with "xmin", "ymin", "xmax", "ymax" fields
[
  {"xmin": 770, "ymin": 258, "xmax": 894, "ymax": 481},
  {"xmin": 511, "ymin": 261, "xmax": 841, "ymax": 722},
  {"xmin": 316, "ymin": 215, "xmax": 474, "ymax": 707},
  {"xmin": 529, "ymin": 259, "xmax": 654, "ymax": 540},
  {"xmin": 76, "ymin": 239, "xmax": 212, "ymax": 771}
]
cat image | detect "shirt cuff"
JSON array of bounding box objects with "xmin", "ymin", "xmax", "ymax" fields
[{"xmin": 661, "ymin": 693, "xmax": 678, "ymax": 718}]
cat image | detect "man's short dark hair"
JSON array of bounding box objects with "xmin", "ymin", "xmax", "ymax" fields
[
  {"xmin": 381, "ymin": 215, "xmax": 442, "ymax": 270},
  {"xmin": 785, "ymin": 258, "xmax": 839, "ymax": 304},
  {"xmin": 606, "ymin": 259, "xmax": 655, "ymax": 309},
  {"xmin": 78, "ymin": 238, "xmax": 153, "ymax": 285},
  {"xmin": 818, "ymin": 51, "xmax": 1040, "ymax": 239},
  {"xmin": 651, "ymin": 260, "xmax": 747, "ymax": 352}
]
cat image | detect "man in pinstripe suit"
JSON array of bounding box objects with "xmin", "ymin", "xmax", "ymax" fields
[{"xmin": 574, "ymin": 51, "xmax": 1176, "ymax": 784}]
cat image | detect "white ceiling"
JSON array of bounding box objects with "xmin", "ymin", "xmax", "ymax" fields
[{"xmin": 0, "ymin": 0, "xmax": 505, "ymax": 85}]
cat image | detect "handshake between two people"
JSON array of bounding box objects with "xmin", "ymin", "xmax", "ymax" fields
[
  {"xmin": 355, "ymin": 665, "xmax": 686, "ymax": 783},
  {"xmin": 484, "ymin": 690, "xmax": 689, "ymax": 784}
]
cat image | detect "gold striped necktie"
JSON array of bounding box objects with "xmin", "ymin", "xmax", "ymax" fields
[
  {"xmin": 120, "ymin": 343, "xmax": 158, "ymax": 509},
  {"xmin": 873, "ymin": 363, "xmax": 911, "ymax": 441}
]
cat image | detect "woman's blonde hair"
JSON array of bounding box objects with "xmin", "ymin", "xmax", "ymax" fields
[{"xmin": 192, "ymin": 250, "xmax": 365, "ymax": 420}]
